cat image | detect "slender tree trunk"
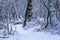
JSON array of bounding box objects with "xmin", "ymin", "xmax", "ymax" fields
[
  {"xmin": 14, "ymin": 0, "xmax": 19, "ymax": 20},
  {"xmin": 23, "ymin": 0, "xmax": 32, "ymax": 27},
  {"xmin": 42, "ymin": 0, "xmax": 51, "ymax": 28},
  {"xmin": 6, "ymin": 0, "xmax": 9, "ymax": 37}
]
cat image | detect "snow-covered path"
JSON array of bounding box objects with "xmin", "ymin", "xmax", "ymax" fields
[
  {"xmin": 0, "ymin": 24, "xmax": 60, "ymax": 40},
  {"xmin": 1, "ymin": 32, "xmax": 60, "ymax": 40},
  {"xmin": 20, "ymin": 32, "xmax": 60, "ymax": 40}
]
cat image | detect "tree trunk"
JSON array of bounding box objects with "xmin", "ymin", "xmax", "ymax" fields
[{"xmin": 23, "ymin": 0, "xmax": 32, "ymax": 27}]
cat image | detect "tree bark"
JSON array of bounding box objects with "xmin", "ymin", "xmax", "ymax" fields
[{"xmin": 23, "ymin": 0, "xmax": 32, "ymax": 27}]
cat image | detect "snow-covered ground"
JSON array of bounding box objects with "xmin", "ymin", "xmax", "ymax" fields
[
  {"xmin": 0, "ymin": 24, "xmax": 60, "ymax": 40},
  {"xmin": 0, "ymin": 32, "xmax": 60, "ymax": 40}
]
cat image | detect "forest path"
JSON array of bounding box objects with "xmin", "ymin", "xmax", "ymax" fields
[{"xmin": 0, "ymin": 24, "xmax": 60, "ymax": 40}]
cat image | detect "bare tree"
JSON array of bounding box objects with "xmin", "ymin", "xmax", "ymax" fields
[
  {"xmin": 23, "ymin": 0, "xmax": 32, "ymax": 27},
  {"xmin": 42, "ymin": 0, "xmax": 60, "ymax": 29},
  {"xmin": 42, "ymin": 0, "xmax": 51, "ymax": 28}
]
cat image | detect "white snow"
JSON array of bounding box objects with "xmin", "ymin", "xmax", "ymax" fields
[{"xmin": 0, "ymin": 24, "xmax": 60, "ymax": 40}]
